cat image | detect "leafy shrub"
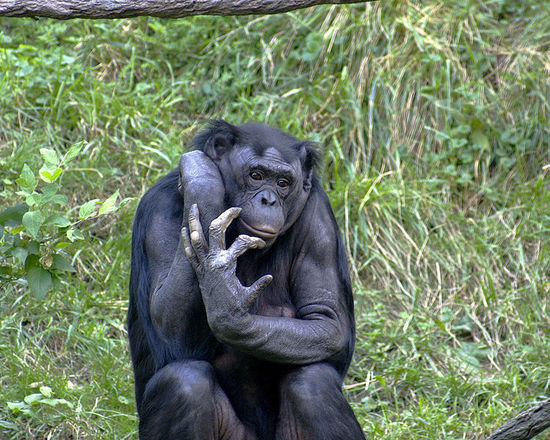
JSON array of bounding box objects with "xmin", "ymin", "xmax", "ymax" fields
[{"xmin": 0, "ymin": 143, "xmax": 123, "ymax": 299}]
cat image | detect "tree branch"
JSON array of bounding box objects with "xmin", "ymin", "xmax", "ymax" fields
[
  {"xmin": 483, "ymin": 399, "xmax": 550, "ymax": 440},
  {"xmin": 0, "ymin": 0, "xmax": 374, "ymax": 19}
]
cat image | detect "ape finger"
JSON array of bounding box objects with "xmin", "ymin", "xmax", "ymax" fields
[
  {"xmin": 228, "ymin": 234, "xmax": 266, "ymax": 260},
  {"xmin": 209, "ymin": 207, "xmax": 242, "ymax": 253},
  {"xmin": 181, "ymin": 227, "xmax": 200, "ymax": 273},
  {"xmin": 245, "ymin": 275, "xmax": 273, "ymax": 308},
  {"xmin": 188, "ymin": 204, "xmax": 208, "ymax": 262}
]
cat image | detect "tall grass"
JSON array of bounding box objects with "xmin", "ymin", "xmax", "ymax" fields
[{"xmin": 0, "ymin": 0, "xmax": 548, "ymax": 438}]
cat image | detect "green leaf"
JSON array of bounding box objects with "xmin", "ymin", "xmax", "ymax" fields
[
  {"xmin": 37, "ymin": 185, "xmax": 67, "ymax": 206},
  {"xmin": 0, "ymin": 266, "xmax": 14, "ymax": 277},
  {"xmin": 41, "ymin": 398, "xmax": 59, "ymax": 407},
  {"xmin": 24, "ymin": 254, "xmax": 40, "ymax": 270},
  {"xmin": 24, "ymin": 393, "xmax": 43, "ymax": 405},
  {"xmin": 26, "ymin": 266, "xmax": 53, "ymax": 299},
  {"xmin": 22, "ymin": 210, "xmax": 43, "ymax": 238},
  {"xmin": 7, "ymin": 401, "xmax": 28, "ymax": 412},
  {"xmin": 25, "ymin": 192, "xmax": 42, "ymax": 207},
  {"xmin": 52, "ymin": 254, "xmax": 75, "ymax": 272},
  {"xmin": 0, "ymin": 420, "xmax": 18, "ymax": 429},
  {"xmin": 40, "ymin": 148, "xmax": 59, "ymax": 166},
  {"xmin": 79, "ymin": 200, "xmax": 99, "ymax": 220},
  {"xmin": 500, "ymin": 129, "xmax": 520, "ymax": 144},
  {"xmin": 450, "ymin": 138, "xmax": 468, "ymax": 150},
  {"xmin": 11, "ymin": 247, "xmax": 28, "ymax": 264},
  {"xmin": 300, "ymin": 32, "xmax": 323, "ymax": 62},
  {"xmin": 51, "ymin": 194, "xmax": 68, "ymax": 206},
  {"xmin": 471, "ymin": 129, "xmax": 490, "ymax": 151},
  {"xmin": 41, "ymin": 398, "xmax": 73, "ymax": 408},
  {"xmin": 39, "ymin": 167, "xmax": 63, "ymax": 183},
  {"xmin": 66, "ymin": 228, "xmax": 84, "ymax": 242},
  {"xmin": 450, "ymin": 124, "xmax": 471, "ymax": 137},
  {"xmin": 98, "ymin": 190, "xmax": 119, "ymax": 216},
  {"xmin": 118, "ymin": 395, "xmax": 131, "ymax": 404},
  {"xmin": 444, "ymin": 164, "xmax": 458, "ymax": 177},
  {"xmin": 41, "ymin": 183, "xmax": 60, "ymax": 199},
  {"xmin": 40, "ymin": 398, "xmax": 59, "ymax": 406},
  {"xmin": 44, "ymin": 214, "xmax": 71, "ymax": 228},
  {"xmin": 0, "ymin": 203, "xmax": 28, "ymax": 226},
  {"xmin": 9, "ymin": 225, "xmax": 25, "ymax": 234},
  {"xmin": 16, "ymin": 164, "xmax": 37, "ymax": 194},
  {"xmin": 63, "ymin": 141, "xmax": 84, "ymax": 164},
  {"xmin": 39, "ymin": 386, "xmax": 53, "ymax": 397},
  {"xmin": 27, "ymin": 241, "xmax": 40, "ymax": 255}
]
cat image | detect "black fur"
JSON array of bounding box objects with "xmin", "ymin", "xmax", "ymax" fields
[{"xmin": 128, "ymin": 122, "xmax": 364, "ymax": 439}]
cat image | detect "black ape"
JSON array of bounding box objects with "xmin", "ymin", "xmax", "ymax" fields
[{"xmin": 128, "ymin": 121, "xmax": 365, "ymax": 440}]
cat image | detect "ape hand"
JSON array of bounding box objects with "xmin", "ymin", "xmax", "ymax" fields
[{"xmin": 182, "ymin": 204, "xmax": 273, "ymax": 337}]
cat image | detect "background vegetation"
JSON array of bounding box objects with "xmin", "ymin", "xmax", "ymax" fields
[{"xmin": 0, "ymin": 0, "xmax": 548, "ymax": 438}]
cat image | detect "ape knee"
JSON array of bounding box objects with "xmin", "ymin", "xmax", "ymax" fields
[
  {"xmin": 282, "ymin": 363, "xmax": 342, "ymax": 407},
  {"xmin": 279, "ymin": 364, "xmax": 365, "ymax": 439},
  {"xmin": 143, "ymin": 360, "xmax": 215, "ymax": 407}
]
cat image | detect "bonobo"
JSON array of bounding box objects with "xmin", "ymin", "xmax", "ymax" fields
[{"xmin": 128, "ymin": 121, "xmax": 365, "ymax": 439}]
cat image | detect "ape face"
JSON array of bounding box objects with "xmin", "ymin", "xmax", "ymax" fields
[
  {"xmin": 223, "ymin": 146, "xmax": 307, "ymax": 243},
  {"xmin": 204, "ymin": 123, "xmax": 315, "ymax": 245}
]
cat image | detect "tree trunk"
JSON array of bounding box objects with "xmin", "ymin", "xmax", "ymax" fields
[
  {"xmin": 483, "ymin": 399, "xmax": 550, "ymax": 440},
  {"xmin": 0, "ymin": 0, "xmax": 374, "ymax": 19}
]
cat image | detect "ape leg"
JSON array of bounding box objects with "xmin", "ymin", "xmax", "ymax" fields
[
  {"xmin": 139, "ymin": 360, "xmax": 255, "ymax": 440},
  {"xmin": 276, "ymin": 363, "xmax": 365, "ymax": 440}
]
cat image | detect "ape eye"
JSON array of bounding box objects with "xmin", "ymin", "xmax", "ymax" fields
[
  {"xmin": 250, "ymin": 171, "xmax": 263, "ymax": 181},
  {"xmin": 277, "ymin": 178, "xmax": 290, "ymax": 188}
]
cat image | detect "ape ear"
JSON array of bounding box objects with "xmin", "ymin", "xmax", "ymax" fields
[
  {"xmin": 298, "ymin": 142, "xmax": 318, "ymax": 191},
  {"xmin": 207, "ymin": 133, "xmax": 233, "ymax": 160},
  {"xmin": 193, "ymin": 120, "xmax": 239, "ymax": 161},
  {"xmin": 303, "ymin": 168, "xmax": 313, "ymax": 191}
]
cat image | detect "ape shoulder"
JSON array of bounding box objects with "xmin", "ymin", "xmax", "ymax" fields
[
  {"xmin": 289, "ymin": 180, "xmax": 343, "ymax": 253},
  {"xmin": 136, "ymin": 171, "xmax": 183, "ymax": 267}
]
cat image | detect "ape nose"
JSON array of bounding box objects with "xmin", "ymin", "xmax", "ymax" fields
[{"xmin": 260, "ymin": 190, "xmax": 277, "ymax": 206}]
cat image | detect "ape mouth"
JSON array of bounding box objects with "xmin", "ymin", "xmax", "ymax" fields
[{"xmin": 239, "ymin": 219, "xmax": 278, "ymax": 240}]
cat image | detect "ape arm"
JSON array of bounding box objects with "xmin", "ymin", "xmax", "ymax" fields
[
  {"xmin": 183, "ymin": 196, "xmax": 352, "ymax": 365},
  {"xmin": 148, "ymin": 152, "xmax": 224, "ymax": 351},
  {"xmin": 147, "ymin": 214, "xmax": 202, "ymax": 344},
  {"xmin": 177, "ymin": 151, "xmax": 225, "ymax": 222},
  {"xmin": 216, "ymin": 284, "xmax": 350, "ymax": 365}
]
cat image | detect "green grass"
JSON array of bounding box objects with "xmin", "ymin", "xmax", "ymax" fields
[{"xmin": 0, "ymin": 0, "xmax": 549, "ymax": 438}]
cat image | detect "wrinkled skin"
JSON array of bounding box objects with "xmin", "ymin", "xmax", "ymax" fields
[{"xmin": 128, "ymin": 121, "xmax": 365, "ymax": 440}]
